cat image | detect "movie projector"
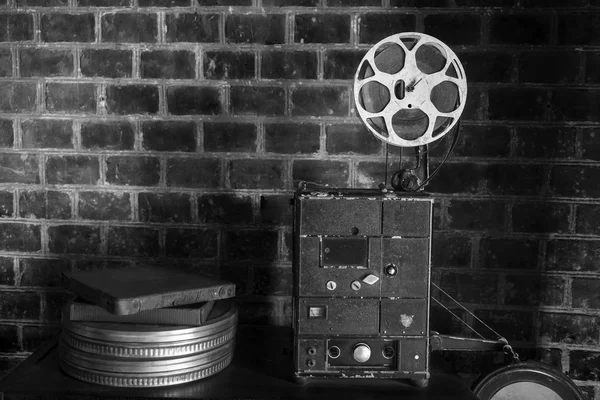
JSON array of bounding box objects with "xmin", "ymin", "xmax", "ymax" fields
[{"xmin": 292, "ymin": 33, "xmax": 584, "ymax": 399}]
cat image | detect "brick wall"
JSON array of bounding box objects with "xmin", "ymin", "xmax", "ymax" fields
[{"xmin": 1, "ymin": 0, "xmax": 600, "ymax": 395}]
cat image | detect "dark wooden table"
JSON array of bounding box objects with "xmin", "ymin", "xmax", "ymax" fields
[{"xmin": 0, "ymin": 326, "xmax": 479, "ymax": 400}]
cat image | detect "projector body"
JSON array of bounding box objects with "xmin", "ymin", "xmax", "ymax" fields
[{"xmin": 292, "ymin": 188, "xmax": 432, "ymax": 381}]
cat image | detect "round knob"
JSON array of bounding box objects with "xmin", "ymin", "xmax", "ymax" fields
[
  {"xmin": 385, "ymin": 264, "xmax": 398, "ymax": 277},
  {"xmin": 352, "ymin": 343, "xmax": 371, "ymax": 363}
]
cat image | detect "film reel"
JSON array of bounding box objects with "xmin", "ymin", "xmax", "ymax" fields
[
  {"xmin": 58, "ymin": 299, "xmax": 237, "ymax": 387},
  {"xmin": 354, "ymin": 32, "xmax": 467, "ymax": 148}
]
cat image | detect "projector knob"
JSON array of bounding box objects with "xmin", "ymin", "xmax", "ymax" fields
[{"xmin": 353, "ymin": 343, "xmax": 371, "ymax": 363}]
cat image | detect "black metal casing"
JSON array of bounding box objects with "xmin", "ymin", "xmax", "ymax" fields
[{"xmin": 292, "ymin": 188, "xmax": 433, "ymax": 380}]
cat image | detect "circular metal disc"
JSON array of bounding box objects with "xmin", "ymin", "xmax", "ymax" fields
[
  {"xmin": 354, "ymin": 32, "xmax": 467, "ymax": 148},
  {"xmin": 59, "ymin": 352, "xmax": 233, "ymax": 388},
  {"xmin": 61, "ymin": 299, "xmax": 237, "ymax": 343},
  {"xmin": 472, "ymin": 362, "xmax": 585, "ymax": 400}
]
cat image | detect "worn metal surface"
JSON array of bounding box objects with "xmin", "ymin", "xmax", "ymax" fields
[
  {"xmin": 63, "ymin": 266, "xmax": 235, "ymax": 315},
  {"xmin": 293, "ymin": 189, "xmax": 433, "ymax": 380}
]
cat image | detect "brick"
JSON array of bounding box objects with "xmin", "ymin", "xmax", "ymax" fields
[
  {"xmin": 20, "ymin": 49, "xmax": 74, "ymax": 78},
  {"xmin": 78, "ymin": 0, "xmax": 130, "ymax": 5},
  {"xmin": 462, "ymin": 88, "xmax": 485, "ymax": 120},
  {"xmin": 0, "ymin": 325, "xmax": 18, "ymax": 352},
  {"xmin": 22, "ymin": 325, "xmax": 60, "ymax": 352},
  {"xmin": 0, "ymin": 14, "xmax": 33, "ymax": 41},
  {"xmin": 19, "ymin": 258, "xmax": 69, "ymax": 288},
  {"xmin": 263, "ymin": 0, "xmax": 318, "ymax": 5},
  {"xmin": 259, "ymin": 194, "xmax": 292, "ymax": 225},
  {"xmin": 106, "ymin": 156, "xmax": 160, "ymax": 186},
  {"xmin": 79, "ymin": 192, "xmax": 130, "ymax": 221},
  {"xmin": 139, "ymin": 192, "xmax": 191, "ymax": 223},
  {"xmin": 102, "ymin": 13, "xmax": 157, "ymax": 43},
  {"xmin": 324, "ymin": 50, "xmax": 367, "ymax": 80},
  {"xmin": 438, "ymin": 272, "xmax": 498, "ymax": 304},
  {"xmin": 444, "ymin": 125, "xmax": 510, "ymax": 158},
  {"xmin": 46, "ymin": 83, "xmax": 96, "ymax": 114},
  {"xmin": 0, "ymin": 359, "xmax": 23, "ymax": 381},
  {"xmin": 221, "ymin": 265, "xmax": 250, "ymax": 297},
  {"xmin": 46, "ymin": 156, "xmax": 100, "ymax": 185},
  {"xmin": 519, "ymin": 51, "xmax": 580, "ymax": 84},
  {"xmin": 427, "ymin": 163, "xmax": 480, "ymax": 194},
  {"xmin": 540, "ymin": 313, "xmax": 599, "ymax": 346},
  {"xmin": 252, "ymin": 267, "xmax": 292, "ymax": 296},
  {"xmin": 490, "ymin": 14, "xmax": 551, "ymax": 45},
  {"xmin": 0, "ymin": 291, "xmax": 40, "ymax": 319},
  {"xmin": 549, "ymin": 89, "xmax": 600, "ymax": 122},
  {"xmin": 41, "ymin": 13, "xmax": 94, "ymax": 42},
  {"xmin": 504, "ymin": 275, "xmax": 564, "ymax": 306},
  {"xmin": 295, "ymin": 14, "xmax": 350, "ymax": 44},
  {"xmin": 0, "ymin": 257, "xmax": 14, "ymax": 285},
  {"xmin": 80, "ymin": 49, "xmax": 132, "ymax": 78},
  {"xmin": 358, "ymin": 13, "xmax": 416, "ymax": 44},
  {"xmin": 141, "ymin": 50, "xmax": 195, "ymax": 79},
  {"xmin": 459, "ymin": 52, "xmax": 513, "ymax": 83},
  {"xmin": 558, "ymin": 14, "xmax": 600, "ymax": 45},
  {"xmin": 225, "ymin": 229, "xmax": 278, "ymax": 262},
  {"xmin": 577, "ymin": 386, "xmax": 595, "ymax": 400},
  {"xmin": 573, "ymin": 278, "xmax": 600, "ymax": 310},
  {"xmin": 106, "ymin": 85, "xmax": 159, "ymax": 115},
  {"xmin": 577, "ymin": 205, "xmax": 600, "ymax": 235},
  {"xmin": 167, "ymin": 158, "xmax": 221, "ymax": 188},
  {"xmin": 165, "ymin": 228, "xmax": 218, "ymax": 258},
  {"xmin": 481, "ymin": 164, "xmax": 545, "ymax": 196},
  {"xmin": 81, "ymin": 121, "xmax": 134, "ymax": 150},
  {"xmin": 522, "ymin": 0, "xmax": 587, "ymax": 5},
  {"xmin": 205, "ymin": 51, "xmax": 255, "ymax": 80},
  {"xmin": 48, "ymin": 225, "xmax": 101, "ymax": 254},
  {"xmin": 261, "ymin": 51, "xmax": 317, "ymax": 80},
  {"xmin": 22, "ymin": 120, "xmax": 72, "ymax": 149},
  {"xmin": 167, "ymin": 86, "xmax": 222, "ymax": 115},
  {"xmin": 0, "ymin": 191, "xmax": 12, "ymax": 218},
  {"xmin": 551, "ymin": 166, "xmax": 600, "ymax": 198},
  {"xmin": 474, "ymin": 310, "xmax": 533, "ymax": 341},
  {"xmin": 19, "ymin": 190, "xmax": 71, "ymax": 220},
  {"xmin": 429, "ymin": 304, "xmax": 466, "ymax": 337},
  {"xmin": 230, "ymin": 86, "xmax": 285, "ymax": 116},
  {"xmin": 479, "ymin": 238, "xmax": 538, "ymax": 270},
  {"xmin": 570, "ymin": 350, "xmax": 600, "ymax": 380},
  {"xmin": 547, "ymin": 240, "xmax": 600, "ymax": 272},
  {"xmin": 229, "ymin": 159, "xmax": 285, "ymax": 189},
  {"xmin": 586, "ymin": 52, "xmax": 600, "ymax": 84},
  {"xmin": 515, "ymin": 126, "xmax": 576, "ymax": 159},
  {"xmin": 0, "ymin": 82, "xmax": 36, "ymax": 113},
  {"xmin": 204, "ymin": 122, "xmax": 257, "ymax": 152},
  {"xmin": 0, "ymin": 153, "xmax": 39, "ymax": 184},
  {"xmin": 292, "ymin": 159, "xmax": 350, "ymax": 187},
  {"xmin": 18, "ymin": 0, "xmax": 66, "ymax": 5},
  {"xmin": 142, "ymin": 121, "xmax": 196, "ymax": 152},
  {"xmin": 325, "ymin": 124, "xmax": 380, "ymax": 155},
  {"xmin": 166, "ymin": 13, "xmax": 220, "ymax": 43},
  {"xmin": 0, "ymin": 224, "xmax": 40, "ymax": 252},
  {"xmin": 0, "ymin": 119, "xmax": 12, "ymax": 148},
  {"xmin": 107, "ymin": 226, "xmax": 159, "ymax": 256},
  {"xmin": 197, "ymin": 0, "xmax": 250, "ymax": 4},
  {"xmin": 512, "ymin": 202, "xmax": 570, "ymax": 234},
  {"xmin": 198, "ymin": 193, "xmax": 253, "ymax": 224},
  {"xmin": 424, "ymin": 14, "xmax": 480, "ymax": 45},
  {"xmin": 391, "ymin": 0, "xmax": 448, "ymax": 5},
  {"xmin": 582, "ymin": 129, "xmax": 600, "ymax": 161},
  {"xmin": 291, "ymin": 86, "xmax": 349, "ymax": 117},
  {"xmin": 447, "ymin": 200, "xmax": 504, "ymax": 231},
  {"xmin": 432, "ymin": 235, "xmax": 471, "ymax": 268},
  {"xmin": 236, "ymin": 299, "xmax": 280, "ymax": 324},
  {"xmin": 0, "ymin": 49, "xmax": 11, "ymax": 77},
  {"xmin": 43, "ymin": 291, "xmax": 73, "ymax": 321},
  {"xmin": 354, "ymin": 160, "xmax": 402, "ymax": 189},
  {"xmin": 264, "ymin": 123, "xmax": 320, "ymax": 154},
  {"xmin": 488, "ymin": 88, "xmax": 547, "ymax": 121},
  {"xmin": 225, "ymin": 14, "xmax": 285, "ymax": 44},
  {"xmin": 139, "ymin": 0, "xmax": 187, "ymax": 5}
]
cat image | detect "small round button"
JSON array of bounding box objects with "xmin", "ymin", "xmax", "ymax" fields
[
  {"xmin": 385, "ymin": 264, "xmax": 398, "ymax": 277},
  {"xmin": 352, "ymin": 343, "xmax": 371, "ymax": 363}
]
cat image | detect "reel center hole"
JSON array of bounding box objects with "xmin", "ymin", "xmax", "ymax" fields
[{"xmin": 395, "ymin": 80, "xmax": 405, "ymax": 100}]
